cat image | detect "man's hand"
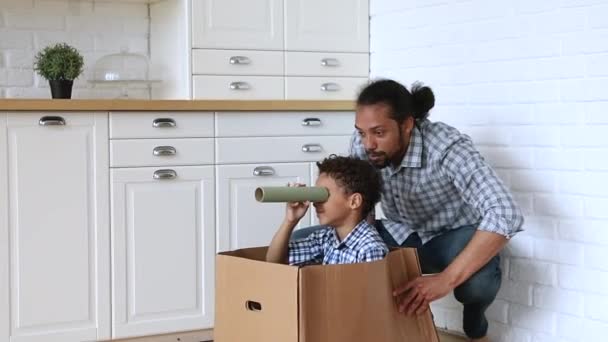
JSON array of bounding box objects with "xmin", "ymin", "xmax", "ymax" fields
[{"xmin": 393, "ymin": 272, "xmax": 455, "ymax": 315}]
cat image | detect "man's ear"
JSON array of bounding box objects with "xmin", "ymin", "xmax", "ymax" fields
[
  {"xmin": 401, "ymin": 116, "xmax": 415, "ymax": 135},
  {"xmin": 349, "ymin": 193, "xmax": 363, "ymax": 210}
]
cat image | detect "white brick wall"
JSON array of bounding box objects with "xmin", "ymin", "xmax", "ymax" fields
[
  {"xmin": 0, "ymin": 0, "xmax": 150, "ymax": 98},
  {"xmin": 372, "ymin": 0, "xmax": 608, "ymax": 340}
]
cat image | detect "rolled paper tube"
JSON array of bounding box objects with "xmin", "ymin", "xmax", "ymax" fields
[{"xmin": 255, "ymin": 186, "xmax": 329, "ymax": 203}]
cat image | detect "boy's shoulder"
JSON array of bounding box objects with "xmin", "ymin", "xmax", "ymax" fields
[{"xmin": 350, "ymin": 222, "xmax": 388, "ymax": 250}]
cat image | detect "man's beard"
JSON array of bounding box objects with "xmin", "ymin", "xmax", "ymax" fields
[{"xmin": 366, "ymin": 151, "xmax": 390, "ymax": 169}]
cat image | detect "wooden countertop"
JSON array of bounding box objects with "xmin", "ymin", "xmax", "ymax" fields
[{"xmin": 0, "ymin": 99, "xmax": 355, "ymax": 111}]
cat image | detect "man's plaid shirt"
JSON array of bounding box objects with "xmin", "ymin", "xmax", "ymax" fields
[
  {"xmin": 351, "ymin": 119, "xmax": 524, "ymax": 245},
  {"xmin": 288, "ymin": 220, "xmax": 388, "ymax": 265}
]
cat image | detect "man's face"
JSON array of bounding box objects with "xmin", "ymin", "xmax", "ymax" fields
[{"xmin": 355, "ymin": 103, "xmax": 412, "ymax": 168}]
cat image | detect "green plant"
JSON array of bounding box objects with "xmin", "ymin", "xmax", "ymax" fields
[{"xmin": 34, "ymin": 43, "xmax": 84, "ymax": 81}]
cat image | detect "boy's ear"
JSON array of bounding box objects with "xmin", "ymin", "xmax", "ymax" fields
[{"xmin": 349, "ymin": 193, "xmax": 363, "ymax": 210}]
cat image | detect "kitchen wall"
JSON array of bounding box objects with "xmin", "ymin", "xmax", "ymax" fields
[
  {"xmin": 0, "ymin": 0, "xmax": 151, "ymax": 98},
  {"xmin": 371, "ymin": 0, "xmax": 608, "ymax": 341}
]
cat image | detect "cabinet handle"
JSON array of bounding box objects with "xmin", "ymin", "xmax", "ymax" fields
[
  {"xmin": 230, "ymin": 81, "xmax": 251, "ymax": 91},
  {"xmin": 152, "ymin": 118, "xmax": 176, "ymax": 128},
  {"xmin": 320, "ymin": 83, "xmax": 341, "ymax": 92},
  {"xmin": 320, "ymin": 58, "xmax": 340, "ymax": 67},
  {"xmin": 301, "ymin": 118, "xmax": 322, "ymax": 126},
  {"xmin": 253, "ymin": 166, "xmax": 275, "ymax": 176},
  {"xmin": 302, "ymin": 144, "xmax": 323, "ymax": 153},
  {"xmin": 153, "ymin": 169, "xmax": 177, "ymax": 180},
  {"xmin": 38, "ymin": 116, "xmax": 66, "ymax": 126},
  {"xmin": 153, "ymin": 146, "xmax": 177, "ymax": 156},
  {"xmin": 229, "ymin": 56, "xmax": 251, "ymax": 65}
]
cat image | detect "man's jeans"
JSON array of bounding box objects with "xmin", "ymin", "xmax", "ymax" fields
[{"xmin": 291, "ymin": 222, "xmax": 501, "ymax": 339}]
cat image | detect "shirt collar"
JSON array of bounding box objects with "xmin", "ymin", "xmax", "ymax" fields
[
  {"xmin": 331, "ymin": 220, "xmax": 370, "ymax": 249},
  {"xmin": 393, "ymin": 124, "xmax": 423, "ymax": 171}
]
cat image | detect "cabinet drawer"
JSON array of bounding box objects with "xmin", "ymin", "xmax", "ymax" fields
[
  {"xmin": 110, "ymin": 112, "xmax": 214, "ymax": 139},
  {"xmin": 285, "ymin": 77, "xmax": 368, "ymax": 100},
  {"xmin": 193, "ymin": 75, "xmax": 283, "ymax": 100},
  {"xmin": 216, "ymin": 112, "xmax": 355, "ymax": 137},
  {"xmin": 192, "ymin": 49, "xmax": 283, "ymax": 76},
  {"xmin": 111, "ymin": 138, "xmax": 214, "ymax": 167},
  {"xmin": 285, "ymin": 52, "xmax": 368, "ymax": 77},
  {"xmin": 216, "ymin": 136, "xmax": 351, "ymax": 164}
]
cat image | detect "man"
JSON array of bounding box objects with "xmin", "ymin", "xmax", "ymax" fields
[{"xmin": 293, "ymin": 79, "xmax": 524, "ymax": 341}]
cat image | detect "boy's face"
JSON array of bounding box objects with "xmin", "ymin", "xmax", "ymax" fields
[{"xmin": 313, "ymin": 173, "xmax": 355, "ymax": 227}]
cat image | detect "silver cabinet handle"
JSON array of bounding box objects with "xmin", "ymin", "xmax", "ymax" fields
[
  {"xmin": 301, "ymin": 118, "xmax": 322, "ymax": 126},
  {"xmin": 302, "ymin": 144, "xmax": 323, "ymax": 153},
  {"xmin": 153, "ymin": 146, "xmax": 176, "ymax": 156},
  {"xmin": 253, "ymin": 166, "xmax": 275, "ymax": 176},
  {"xmin": 321, "ymin": 58, "xmax": 340, "ymax": 67},
  {"xmin": 320, "ymin": 83, "xmax": 341, "ymax": 92},
  {"xmin": 229, "ymin": 56, "xmax": 251, "ymax": 65},
  {"xmin": 230, "ymin": 81, "xmax": 251, "ymax": 90},
  {"xmin": 39, "ymin": 116, "xmax": 66, "ymax": 126},
  {"xmin": 152, "ymin": 118, "xmax": 176, "ymax": 128},
  {"xmin": 153, "ymin": 169, "xmax": 177, "ymax": 180}
]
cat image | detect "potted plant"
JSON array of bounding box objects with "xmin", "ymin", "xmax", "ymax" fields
[{"xmin": 34, "ymin": 43, "xmax": 84, "ymax": 99}]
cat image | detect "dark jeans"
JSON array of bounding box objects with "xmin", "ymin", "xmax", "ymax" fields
[{"xmin": 291, "ymin": 222, "xmax": 501, "ymax": 339}]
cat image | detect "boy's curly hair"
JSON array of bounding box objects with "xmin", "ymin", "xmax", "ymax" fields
[{"xmin": 316, "ymin": 155, "xmax": 382, "ymax": 219}]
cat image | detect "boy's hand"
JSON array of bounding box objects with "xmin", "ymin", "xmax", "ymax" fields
[{"xmin": 284, "ymin": 183, "xmax": 310, "ymax": 224}]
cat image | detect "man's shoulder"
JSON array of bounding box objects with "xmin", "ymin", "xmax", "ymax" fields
[{"xmin": 420, "ymin": 120, "xmax": 475, "ymax": 155}]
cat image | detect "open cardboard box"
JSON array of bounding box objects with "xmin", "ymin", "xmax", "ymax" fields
[{"xmin": 214, "ymin": 247, "xmax": 439, "ymax": 342}]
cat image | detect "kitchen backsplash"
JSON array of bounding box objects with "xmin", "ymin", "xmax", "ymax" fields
[{"xmin": 0, "ymin": 0, "xmax": 151, "ymax": 99}]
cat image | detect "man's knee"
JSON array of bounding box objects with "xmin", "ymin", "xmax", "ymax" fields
[{"xmin": 454, "ymin": 255, "xmax": 502, "ymax": 305}]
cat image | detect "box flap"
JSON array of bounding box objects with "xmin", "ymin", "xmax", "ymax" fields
[
  {"xmin": 298, "ymin": 248, "xmax": 439, "ymax": 342},
  {"xmin": 215, "ymin": 248, "xmax": 299, "ymax": 342}
]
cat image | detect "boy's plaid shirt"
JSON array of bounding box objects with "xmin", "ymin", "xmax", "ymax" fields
[
  {"xmin": 350, "ymin": 119, "xmax": 524, "ymax": 245},
  {"xmin": 288, "ymin": 220, "xmax": 388, "ymax": 265}
]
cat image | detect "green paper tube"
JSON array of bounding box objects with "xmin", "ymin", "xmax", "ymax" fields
[{"xmin": 255, "ymin": 186, "xmax": 329, "ymax": 203}]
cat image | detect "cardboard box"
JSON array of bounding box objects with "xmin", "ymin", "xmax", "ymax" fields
[{"xmin": 215, "ymin": 247, "xmax": 439, "ymax": 342}]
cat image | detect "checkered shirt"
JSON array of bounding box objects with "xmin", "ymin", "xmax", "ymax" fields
[
  {"xmin": 350, "ymin": 119, "xmax": 524, "ymax": 245},
  {"xmin": 288, "ymin": 220, "xmax": 388, "ymax": 265}
]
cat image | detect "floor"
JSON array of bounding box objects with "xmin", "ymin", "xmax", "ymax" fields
[{"xmin": 439, "ymin": 330, "xmax": 468, "ymax": 341}]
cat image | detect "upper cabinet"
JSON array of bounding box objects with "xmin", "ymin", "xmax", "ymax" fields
[
  {"xmin": 192, "ymin": 0, "xmax": 284, "ymax": 50},
  {"xmin": 184, "ymin": 0, "xmax": 369, "ymax": 100},
  {"xmin": 284, "ymin": 0, "xmax": 369, "ymax": 52}
]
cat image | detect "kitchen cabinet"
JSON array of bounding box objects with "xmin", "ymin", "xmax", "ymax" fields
[
  {"xmin": 191, "ymin": 0, "xmax": 284, "ymax": 50},
  {"xmin": 214, "ymin": 111, "xmax": 353, "ymax": 251},
  {"xmin": 109, "ymin": 112, "xmax": 215, "ymax": 339},
  {"xmin": 1, "ymin": 106, "xmax": 354, "ymax": 341},
  {"xmin": 158, "ymin": 0, "xmax": 369, "ymax": 99},
  {"xmin": 111, "ymin": 166, "xmax": 215, "ymax": 338},
  {"xmin": 284, "ymin": 0, "xmax": 369, "ymax": 52},
  {"xmin": 1, "ymin": 113, "xmax": 110, "ymax": 342},
  {"xmin": 215, "ymin": 163, "xmax": 311, "ymax": 252}
]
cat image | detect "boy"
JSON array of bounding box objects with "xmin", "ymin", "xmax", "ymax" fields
[{"xmin": 266, "ymin": 155, "xmax": 388, "ymax": 265}]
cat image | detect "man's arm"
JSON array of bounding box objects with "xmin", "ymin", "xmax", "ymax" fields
[
  {"xmin": 395, "ymin": 135, "xmax": 523, "ymax": 314},
  {"xmin": 395, "ymin": 230, "xmax": 506, "ymax": 315}
]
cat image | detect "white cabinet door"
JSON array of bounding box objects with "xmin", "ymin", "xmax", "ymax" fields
[
  {"xmin": 216, "ymin": 163, "xmax": 311, "ymax": 252},
  {"xmin": 2, "ymin": 113, "xmax": 110, "ymax": 342},
  {"xmin": 285, "ymin": 0, "xmax": 369, "ymax": 52},
  {"xmin": 111, "ymin": 166, "xmax": 215, "ymax": 338},
  {"xmin": 0, "ymin": 114, "xmax": 8, "ymax": 342},
  {"xmin": 192, "ymin": 0, "xmax": 284, "ymax": 50}
]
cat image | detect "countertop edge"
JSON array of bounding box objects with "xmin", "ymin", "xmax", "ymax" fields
[{"xmin": 0, "ymin": 99, "xmax": 356, "ymax": 111}]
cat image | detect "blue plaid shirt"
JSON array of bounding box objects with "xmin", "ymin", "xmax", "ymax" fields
[
  {"xmin": 351, "ymin": 119, "xmax": 524, "ymax": 245},
  {"xmin": 288, "ymin": 220, "xmax": 388, "ymax": 265}
]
